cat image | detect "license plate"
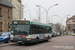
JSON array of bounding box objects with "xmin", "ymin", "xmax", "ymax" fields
[{"xmin": 17, "ymin": 41, "xmax": 22, "ymax": 43}]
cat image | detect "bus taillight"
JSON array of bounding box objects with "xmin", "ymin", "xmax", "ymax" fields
[{"xmin": 21, "ymin": 35, "xmax": 26, "ymax": 37}]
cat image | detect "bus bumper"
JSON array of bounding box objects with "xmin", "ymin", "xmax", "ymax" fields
[{"xmin": 10, "ymin": 38, "xmax": 36, "ymax": 43}]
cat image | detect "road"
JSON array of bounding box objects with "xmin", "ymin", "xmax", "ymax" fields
[{"xmin": 0, "ymin": 36, "xmax": 75, "ymax": 50}]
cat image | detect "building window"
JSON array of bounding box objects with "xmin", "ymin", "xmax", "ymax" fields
[
  {"xmin": 8, "ymin": 10, "xmax": 10, "ymax": 18},
  {"xmin": 72, "ymin": 19, "xmax": 75, "ymax": 22},
  {"xmin": 8, "ymin": 10, "xmax": 9, "ymax": 16},
  {"xmin": 8, "ymin": 23, "xmax": 10, "ymax": 31},
  {"xmin": 0, "ymin": 22, "xmax": 3, "ymax": 32},
  {"xmin": 0, "ymin": 8, "xmax": 2, "ymax": 15},
  {"xmin": 73, "ymin": 24, "xmax": 75, "ymax": 28},
  {"xmin": 68, "ymin": 24, "xmax": 71, "ymax": 31},
  {"xmin": 0, "ymin": 8, "xmax": 3, "ymax": 17}
]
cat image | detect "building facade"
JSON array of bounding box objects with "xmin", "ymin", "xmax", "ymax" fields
[
  {"xmin": 66, "ymin": 15, "xmax": 75, "ymax": 35},
  {"xmin": 8, "ymin": 0, "xmax": 23, "ymax": 20},
  {"xmin": 0, "ymin": 0, "xmax": 14, "ymax": 33}
]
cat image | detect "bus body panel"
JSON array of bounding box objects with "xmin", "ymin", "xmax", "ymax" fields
[
  {"xmin": 26, "ymin": 34, "xmax": 39, "ymax": 39},
  {"xmin": 10, "ymin": 20, "xmax": 52, "ymax": 44},
  {"xmin": 26, "ymin": 33, "xmax": 52, "ymax": 39},
  {"xmin": 10, "ymin": 33, "xmax": 52, "ymax": 43}
]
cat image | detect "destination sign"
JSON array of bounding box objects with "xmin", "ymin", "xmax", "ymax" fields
[{"xmin": 12, "ymin": 21, "xmax": 30, "ymax": 24}]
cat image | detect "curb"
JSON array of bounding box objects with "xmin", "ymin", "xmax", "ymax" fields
[{"xmin": 0, "ymin": 43, "xmax": 14, "ymax": 47}]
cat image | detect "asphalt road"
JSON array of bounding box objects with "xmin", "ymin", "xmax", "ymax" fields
[{"xmin": 0, "ymin": 36, "xmax": 75, "ymax": 50}]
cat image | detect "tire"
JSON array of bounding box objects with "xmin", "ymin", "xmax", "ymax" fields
[
  {"xmin": 5, "ymin": 39, "xmax": 10, "ymax": 43},
  {"xmin": 55, "ymin": 35, "xmax": 56, "ymax": 37},
  {"xmin": 46, "ymin": 36, "xmax": 49, "ymax": 42},
  {"xmin": 46, "ymin": 39, "xmax": 49, "ymax": 42},
  {"xmin": 49, "ymin": 35, "xmax": 52, "ymax": 39}
]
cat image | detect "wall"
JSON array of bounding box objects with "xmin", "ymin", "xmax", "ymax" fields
[
  {"xmin": 0, "ymin": 4, "xmax": 12, "ymax": 33},
  {"xmin": 9, "ymin": 0, "xmax": 23, "ymax": 20}
]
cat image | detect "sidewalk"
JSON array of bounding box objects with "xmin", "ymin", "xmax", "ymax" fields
[{"xmin": 0, "ymin": 43, "xmax": 14, "ymax": 47}]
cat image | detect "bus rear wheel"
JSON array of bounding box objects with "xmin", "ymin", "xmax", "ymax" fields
[
  {"xmin": 5, "ymin": 39, "xmax": 10, "ymax": 43},
  {"xmin": 46, "ymin": 36, "xmax": 50, "ymax": 42}
]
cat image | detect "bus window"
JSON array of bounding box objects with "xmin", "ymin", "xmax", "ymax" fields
[
  {"xmin": 48, "ymin": 27, "xmax": 52, "ymax": 33},
  {"xmin": 11, "ymin": 25, "xmax": 30, "ymax": 35}
]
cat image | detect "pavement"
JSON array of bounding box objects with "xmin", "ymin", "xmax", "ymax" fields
[
  {"xmin": 0, "ymin": 43, "xmax": 14, "ymax": 47},
  {"xmin": 0, "ymin": 36, "xmax": 75, "ymax": 50}
]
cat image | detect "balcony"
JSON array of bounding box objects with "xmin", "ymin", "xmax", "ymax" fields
[{"xmin": 0, "ymin": 15, "xmax": 3, "ymax": 17}]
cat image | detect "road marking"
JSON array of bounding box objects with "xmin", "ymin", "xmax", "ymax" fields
[
  {"xmin": 29, "ymin": 44, "xmax": 47, "ymax": 50},
  {"xmin": 29, "ymin": 49, "xmax": 32, "ymax": 50}
]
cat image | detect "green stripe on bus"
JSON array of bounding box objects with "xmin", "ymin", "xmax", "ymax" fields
[{"xmin": 30, "ymin": 22, "xmax": 52, "ymax": 27}]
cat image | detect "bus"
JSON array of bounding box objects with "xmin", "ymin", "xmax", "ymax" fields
[{"xmin": 10, "ymin": 20, "xmax": 52, "ymax": 45}]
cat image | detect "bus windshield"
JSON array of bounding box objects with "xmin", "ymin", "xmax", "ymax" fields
[{"xmin": 11, "ymin": 25, "xmax": 30, "ymax": 35}]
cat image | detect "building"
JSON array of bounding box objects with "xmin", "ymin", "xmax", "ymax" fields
[
  {"xmin": 0, "ymin": 0, "xmax": 14, "ymax": 33},
  {"xmin": 48, "ymin": 23, "xmax": 57, "ymax": 32},
  {"xmin": 8, "ymin": 0, "xmax": 23, "ymax": 20},
  {"xmin": 66, "ymin": 15, "xmax": 75, "ymax": 35}
]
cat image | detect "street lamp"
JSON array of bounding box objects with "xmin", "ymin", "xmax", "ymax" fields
[
  {"xmin": 55, "ymin": 15, "xmax": 70, "ymax": 35},
  {"xmin": 51, "ymin": 15, "xmax": 55, "ymax": 23},
  {"xmin": 36, "ymin": 4, "xmax": 58, "ymax": 24},
  {"xmin": 55, "ymin": 15, "xmax": 69, "ymax": 25}
]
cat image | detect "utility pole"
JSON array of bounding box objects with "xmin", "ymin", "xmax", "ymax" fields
[
  {"xmin": 36, "ymin": 4, "xmax": 58, "ymax": 24},
  {"xmin": 38, "ymin": 7, "xmax": 41, "ymax": 23}
]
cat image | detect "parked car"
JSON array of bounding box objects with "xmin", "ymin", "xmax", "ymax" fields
[
  {"xmin": 0, "ymin": 32, "xmax": 11, "ymax": 43},
  {"xmin": 52, "ymin": 31, "xmax": 57, "ymax": 37},
  {"xmin": 63, "ymin": 31, "xmax": 68, "ymax": 35},
  {"xmin": 57, "ymin": 32, "xmax": 61, "ymax": 36}
]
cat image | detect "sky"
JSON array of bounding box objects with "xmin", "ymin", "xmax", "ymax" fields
[{"xmin": 22, "ymin": 0, "xmax": 75, "ymax": 26}]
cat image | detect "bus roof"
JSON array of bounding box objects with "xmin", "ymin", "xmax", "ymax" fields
[
  {"xmin": 12, "ymin": 20, "xmax": 30, "ymax": 22},
  {"xmin": 30, "ymin": 22, "xmax": 52, "ymax": 27},
  {"xmin": 11, "ymin": 20, "xmax": 52, "ymax": 27}
]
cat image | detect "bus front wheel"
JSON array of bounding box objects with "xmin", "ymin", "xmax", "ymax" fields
[{"xmin": 35, "ymin": 39, "xmax": 39, "ymax": 44}]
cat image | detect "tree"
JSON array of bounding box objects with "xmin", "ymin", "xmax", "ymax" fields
[
  {"xmin": 31, "ymin": 19, "xmax": 39, "ymax": 22},
  {"xmin": 55, "ymin": 23, "xmax": 62, "ymax": 32}
]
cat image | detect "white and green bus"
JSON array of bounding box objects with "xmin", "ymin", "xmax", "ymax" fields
[{"xmin": 10, "ymin": 20, "xmax": 52, "ymax": 44}]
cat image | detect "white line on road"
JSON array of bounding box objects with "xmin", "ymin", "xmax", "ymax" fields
[{"xmin": 29, "ymin": 49, "xmax": 32, "ymax": 50}]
